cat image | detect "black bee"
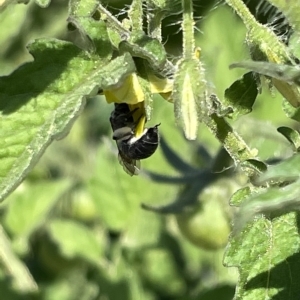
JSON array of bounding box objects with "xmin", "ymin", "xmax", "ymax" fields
[{"xmin": 110, "ymin": 103, "xmax": 160, "ymax": 176}]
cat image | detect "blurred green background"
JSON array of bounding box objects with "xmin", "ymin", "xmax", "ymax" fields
[{"xmin": 0, "ymin": 0, "xmax": 295, "ymax": 299}]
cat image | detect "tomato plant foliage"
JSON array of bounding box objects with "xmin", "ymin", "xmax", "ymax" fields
[{"xmin": 1, "ymin": 0, "xmax": 300, "ymax": 299}]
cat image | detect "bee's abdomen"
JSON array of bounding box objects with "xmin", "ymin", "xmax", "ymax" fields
[{"xmin": 121, "ymin": 125, "xmax": 159, "ymax": 160}]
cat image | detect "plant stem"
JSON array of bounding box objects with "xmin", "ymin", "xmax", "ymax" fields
[
  {"xmin": 204, "ymin": 113, "xmax": 259, "ymax": 178},
  {"xmin": 0, "ymin": 225, "xmax": 38, "ymax": 293},
  {"xmin": 181, "ymin": 0, "xmax": 195, "ymax": 59},
  {"xmin": 146, "ymin": 5, "xmax": 164, "ymax": 41},
  {"xmin": 225, "ymin": 0, "xmax": 258, "ymax": 31},
  {"xmin": 128, "ymin": 0, "xmax": 144, "ymax": 36},
  {"xmin": 98, "ymin": 4, "xmax": 130, "ymax": 40}
]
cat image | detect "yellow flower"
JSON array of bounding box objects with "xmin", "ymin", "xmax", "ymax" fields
[
  {"xmin": 103, "ymin": 73, "xmax": 173, "ymax": 104},
  {"xmin": 103, "ymin": 72, "xmax": 173, "ymax": 137}
]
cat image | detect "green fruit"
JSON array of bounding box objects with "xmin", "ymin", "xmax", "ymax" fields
[
  {"xmin": 176, "ymin": 197, "xmax": 231, "ymax": 251},
  {"xmin": 69, "ymin": 189, "xmax": 97, "ymax": 222}
]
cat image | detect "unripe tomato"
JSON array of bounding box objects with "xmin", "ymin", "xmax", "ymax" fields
[
  {"xmin": 176, "ymin": 182, "xmax": 233, "ymax": 250},
  {"xmin": 68, "ymin": 189, "xmax": 97, "ymax": 222}
]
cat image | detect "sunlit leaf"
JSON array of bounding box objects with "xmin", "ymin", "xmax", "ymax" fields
[
  {"xmin": 257, "ymin": 153, "xmax": 300, "ymax": 183},
  {"xmin": 69, "ymin": 0, "xmax": 98, "ymax": 16},
  {"xmin": 232, "ymin": 181, "xmax": 300, "ymax": 234},
  {"xmin": 0, "ymin": 35, "xmax": 135, "ymax": 202},
  {"xmin": 87, "ymin": 140, "xmax": 171, "ymax": 230},
  {"xmin": 225, "ymin": 211, "xmax": 300, "ymax": 299},
  {"xmin": 4, "ymin": 180, "xmax": 72, "ymax": 247},
  {"xmin": 119, "ymin": 34, "xmax": 167, "ymax": 73},
  {"xmin": 48, "ymin": 219, "xmax": 105, "ymax": 265},
  {"xmin": 173, "ymin": 58, "xmax": 206, "ymax": 140}
]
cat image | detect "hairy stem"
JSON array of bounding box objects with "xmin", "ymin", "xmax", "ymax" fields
[
  {"xmin": 128, "ymin": 0, "xmax": 144, "ymax": 35},
  {"xmin": 181, "ymin": 0, "xmax": 195, "ymax": 59},
  {"xmin": 98, "ymin": 4, "xmax": 130, "ymax": 40},
  {"xmin": 204, "ymin": 113, "xmax": 259, "ymax": 178}
]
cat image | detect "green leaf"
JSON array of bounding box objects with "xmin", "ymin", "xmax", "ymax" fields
[
  {"xmin": 204, "ymin": 112, "xmax": 259, "ymax": 178},
  {"xmin": 123, "ymin": 209, "xmax": 163, "ymax": 248},
  {"xmin": 69, "ymin": 0, "xmax": 98, "ymax": 17},
  {"xmin": 230, "ymin": 60, "xmax": 300, "ymax": 108},
  {"xmin": 230, "ymin": 186, "xmax": 251, "ymax": 206},
  {"xmin": 196, "ymin": 285, "xmax": 235, "ymax": 300},
  {"xmin": 87, "ymin": 145, "xmax": 143, "ymax": 230},
  {"xmin": 43, "ymin": 268, "xmax": 99, "ymax": 300},
  {"xmin": 0, "ymin": 5, "xmax": 28, "ymax": 60},
  {"xmin": 68, "ymin": 17, "xmax": 112, "ymax": 54},
  {"xmin": 232, "ymin": 181, "xmax": 300, "ymax": 234},
  {"xmin": 282, "ymin": 99, "xmax": 300, "ymax": 121},
  {"xmin": 277, "ymin": 126, "xmax": 300, "ymax": 150},
  {"xmin": 119, "ymin": 33, "xmax": 167, "ymax": 73},
  {"xmin": 240, "ymin": 159, "xmax": 267, "ymax": 175},
  {"xmin": 139, "ymin": 248, "xmax": 186, "ymax": 297},
  {"xmin": 225, "ymin": 212, "xmax": 300, "ymax": 299},
  {"xmin": 87, "ymin": 138, "xmax": 174, "ymax": 230},
  {"xmin": 224, "ymin": 72, "xmax": 258, "ymax": 118},
  {"xmin": 0, "ymin": 36, "xmax": 135, "ymax": 202},
  {"xmin": 0, "ymin": 0, "xmax": 29, "ymax": 9},
  {"xmin": 173, "ymin": 58, "xmax": 206, "ymax": 140},
  {"xmin": 4, "ymin": 180, "xmax": 72, "ymax": 252},
  {"xmin": 95, "ymin": 254, "xmax": 156, "ymax": 300},
  {"xmin": 48, "ymin": 219, "xmax": 104, "ymax": 265},
  {"xmin": 257, "ymin": 153, "xmax": 300, "ymax": 184}
]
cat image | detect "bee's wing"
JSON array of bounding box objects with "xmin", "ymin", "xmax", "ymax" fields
[{"xmin": 118, "ymin": 151, "xmax": 140, "ymax": 176}]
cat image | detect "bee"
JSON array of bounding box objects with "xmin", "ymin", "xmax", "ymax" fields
[{"xmin": 110, "ymin": 103, "xmax": 160, "ymax": 176}]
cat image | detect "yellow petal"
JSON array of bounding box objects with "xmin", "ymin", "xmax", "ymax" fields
[
  {"xmin": 135, "ymin": 114, "xmax": 146, "ymax": 138},
  {"xmin": 127, "ymin": 103, "xmax": 146, "ymax": 137},
  {"xmin": 104, "ymin": 74, "xmax": 145, "ymax": 104},
  {"xmin": 160, "ymin": 91, "xmax": 173, "ymax": 102},
  {"xmin": 148, "ymin": 74, "xmax": 173, "ymax": 94}
]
